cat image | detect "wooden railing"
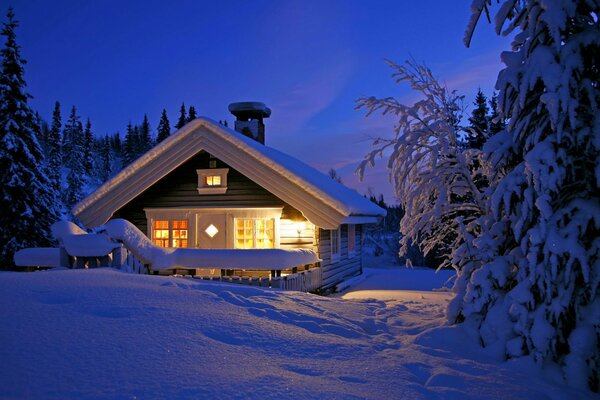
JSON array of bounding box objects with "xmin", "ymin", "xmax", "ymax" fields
[{"xmin": 109, "ymin": 244, "xmax": 322, "ymax": 292}]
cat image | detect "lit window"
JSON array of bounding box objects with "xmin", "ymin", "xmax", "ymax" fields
[
  {"xmin": 205, "ymin": 175, "xmax": 221, "ymax": 186},
  {"xmin": 235, "ymin": 218, "xmax": 274, "ymax": 249},
  {"xmin": 197, "ymin": 168, "xmax": 229, "ymax": 194},
  {"xmin": 330, "ymin": 228, "xmax": 340, "ymax": 261},
  {"xmin": 348, "ymin": 224, "xmax": 356, "ymax": 257},
  {"xmin": 153, "ymin": 220, "xmax": 188, "ymax": 248}
]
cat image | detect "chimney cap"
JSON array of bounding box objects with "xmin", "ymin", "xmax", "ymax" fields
[{"xmin": 228, "ymin": 102, "xmax": 271, "ymax": 119}]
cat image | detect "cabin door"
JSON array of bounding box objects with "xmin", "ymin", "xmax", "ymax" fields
[{"xmin": 196, "ymin": 214, "xmax": 227, "ymax": 249}]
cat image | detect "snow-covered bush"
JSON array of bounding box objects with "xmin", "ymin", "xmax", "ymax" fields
[
  {"xmin": 356, "ymin": 60, "xmax": 488, "ymax": 271},
  {"xmin": 456, "ymin": 0, "xmax": 600, "ymax": 391}
]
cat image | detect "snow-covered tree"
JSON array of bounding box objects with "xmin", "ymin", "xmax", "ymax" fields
[
  {"xmin": 62, "ymin": 106, "xmax": 86, "ymax": 210},
  {"xmin": 156, "ymin": 108, "xmax": 170, "ymax": 143},
  {"xmin": 488, "ymin": 92, "xmax": 504, "ymax": 136},
  {"xmin": 83, "ymin": 118, "xmax": 93, "ymax": 176},
  {"xmin": 123, "ymin": 121, "xmax": 135, "ymax": 166},
  {"xmin": 175, "ymin": 103, "xmax": 186, "ymax": 129},
  {"xmin": 62, "ymin": 105, "xmax": 84, "ymax": 170},
  {"xmin": 357, "ymin": 60, "xmax": 488, "ymax": 270},
  {"xmin": 457, "ymin": 0, "xmax": 600, "ymax": 391},
  {"xmin": 467, "ymin": 89, "xmax": 489, "ymax": 149},
  {"xmin": 46, "ymin": 101, "xmax": 62, "ymax": 194},
  {"xmin": 98, "ymin": 134, "xmax": 112, "ymax": 182},
  {"xmin": 0, "ymin": 8, "xmax": 58, "ymax": 267}
]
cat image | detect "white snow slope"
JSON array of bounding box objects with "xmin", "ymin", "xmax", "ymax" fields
[{"xmin": 0, "ymin": 267, "xmax": 592, "ymax": 400}]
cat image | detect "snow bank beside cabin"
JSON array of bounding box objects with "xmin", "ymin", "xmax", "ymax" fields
[
  {"xmin": 104, "ymin": 219, "xmax": 320, "ymax": 270},
  {"xmin": 13, "ymin": 248, "xmax": 60, "ymax": 267}
]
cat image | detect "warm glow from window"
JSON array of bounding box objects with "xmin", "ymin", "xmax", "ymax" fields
[
  {"xmin": 205, "ymin": 175, "xmax": 221, "ymax": 186},
  {"xmin": 153, "ymin": 219, "xmax": 188, "ymax": 248},
  {"xmin": 235, "ymin": 218, "xmax": 274, "ymax": 249}
]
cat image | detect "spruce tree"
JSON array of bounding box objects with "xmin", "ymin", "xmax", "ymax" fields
[
  {"xmin": 461, "ymin": 0, "xmax": 600, "ymax": 390},
  {"xmin": 156, "ymin": 108, "xmax": 170, "ymax": 143},
  {"xmin": 62, "ymin": 106, "xmax": 84, "ymax": 170},
  {"xmin": 467, "ymin": 89, "xmax": 488, "ymax": 149},
  {"xmin": 139, "ymin": 114, "xmax": 152, "ymax": 152},
  {"xmin": 0, "ymin": 8, "xmax": 58, "ymax": 267},
  {"xmin": 32, "ymin": 110, "xmax": 45, "ymax": 152},
  {"xmin": 99, "ymin": 135, "xmax": 112, "ymax": 182},
  {"xmin": 47, "ymin": 101, "xmax": 62, "ymax": 194},
  {"xmin": 175, "ymin": 103, "xmax": 186, "ymax": 129},
  {"xmin": 132, "ymin": 124, "xmax": 141, "ymax": 158},
  {"xmin": 62, "ymin": 108, "xmax": 86, "ymax": 211},
  {"xmin": 187, "ymin": 105, "xmax": 197, "ymax": 122},
  {"xmin": 123, "ymin": 122, "xmax": 135, "ymax": 166},
  {"xmin": 488, "ymin": 92, "xmax": 504, "ymax": 136},
  {"xmin": 83, "ymin": 118, "xmax": 93, "ymax": 176}
]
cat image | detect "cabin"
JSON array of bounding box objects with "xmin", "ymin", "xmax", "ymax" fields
[{"xmin": 72, "ymin": 102, "xmax": 385, "ymax": 292}]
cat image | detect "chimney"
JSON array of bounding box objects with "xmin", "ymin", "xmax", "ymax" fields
[{"xmin": 228, "ymin": 102, "xmax": 271, "ymax": 144}]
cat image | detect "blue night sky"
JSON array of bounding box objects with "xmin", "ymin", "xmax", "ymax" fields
[{"xmin": 7, "ymin": 1, "xmax": 511, "ymax": 203}]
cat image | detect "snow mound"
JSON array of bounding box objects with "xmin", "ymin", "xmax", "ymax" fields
[
  {"xmin": 13, "ymin": 248, "xmax": 60, "ymax": 267},
  {"xmin": 52, "ymin": 220, "xmax": 119, "ymax": 257},
  {"xmin": 0, "ymin": 269, "xmax": 591, "ymax": 399}
]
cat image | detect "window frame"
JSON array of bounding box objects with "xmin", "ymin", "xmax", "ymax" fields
[
  {"xmin": 151, "ymin": 219, "xmax": 189, "ymax": 248},
  {"xmin": 234, "ymin": 218, "xmax": 276, "ymax": 249},
  {"xmin": 196, "ymin": 168, "xmax": 229, "ymax": 194}
]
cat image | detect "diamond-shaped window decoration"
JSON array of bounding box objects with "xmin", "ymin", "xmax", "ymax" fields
[{"xmin": 205, "ymin": 224, "xmax": 219, "ymax": 238}]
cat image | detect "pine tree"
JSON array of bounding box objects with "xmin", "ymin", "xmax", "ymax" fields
[
  {"xmin": 83, "ymin": 118, "xmax": 93, "ymax": 176},
  {"xmin": 467, "ymin": 89, "xmax": 488, "ymax": 149},
  {"xmin": 64, "ymin": 167, "xmax": 84, "ymax": 211},
  {"xmin": 461, "ymin": 0, "xmax": 600, "ymax": 390},
  {"xmin": 132, "ymin": 124, "xmax": 141, "ymax": 157},
  {"xmin": 123, "ymin": 122, "xmax": 134, "ymax": 166},
  {"xmin": 488, "ymin": 92, "xmax": 504, "ymax": 136},
  {"xmin": 0, "ymin": 8, "xmax": 58, "ymax": 267},
  {"xmin": 156, "ymin": 108, "xmax": 170, "ymax": 143},
  {"xmin": 175, "ymin": 103, "xmax": 186, "ymax": 129},
  {"xmin": 99, "ymin": 135, "xmax": 112, "ymax": 182},
  {"xmin": 62, "ymin": 106, "xmax": 84, "ymax": 170},
  {"xmin": 46, "ymin": 101, "xmax": 62, "ymax": 194},
  {"xmin": 139, "ymin": 114, "xmax": 152, "ymax": 152},
  {"xmin": 187, "ymin": 105, "xmax": 197, "ymax": 122},
  {"xmin": 32, "ymin": 111, "xmax": 45, "ymax": 152}
]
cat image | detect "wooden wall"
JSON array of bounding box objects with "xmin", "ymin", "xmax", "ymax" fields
[
  {"xmin": 113, "ymin": 151, "xmax": 301, "ymax": 233},
  {"xmin": 318, "ymin": 225, "xmax": 362, "ymax": 290}
]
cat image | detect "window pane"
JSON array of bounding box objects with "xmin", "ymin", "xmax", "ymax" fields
[
  {"xmin": 331, "ymin": 229, "xmax": 340, "ymax": 255},
  {"xmin": 234, "ymin": 218, "xmax": 274, "ymax": 249},
  {"xmin": 154, "ymin": 220, "xmax": 168, "ymax": 230},
  {"xmin": 205, "ymin": 175, "xmax": 221, "ymax": 186},
  {"xmin": 172, "ymin": 220, "xmax": 188, "ymax": 248}
]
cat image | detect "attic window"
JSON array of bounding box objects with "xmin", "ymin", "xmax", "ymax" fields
[
  {"xmin": 197, "ymin": 168, "xmax": 229, "ymax": 194},
  {"xmin": 205, "ymin": 175, "xmax": 221, "ymax": 186}
]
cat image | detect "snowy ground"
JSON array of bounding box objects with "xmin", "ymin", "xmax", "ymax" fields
[{"xmin": 0, "ymin": 265, "xmax": 593, "ymax": 399}]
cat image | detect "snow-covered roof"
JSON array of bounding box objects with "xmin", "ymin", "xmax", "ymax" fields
[{"xmin": 73, "ymin": 118, "xmax": 385, "ymax": 229}]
